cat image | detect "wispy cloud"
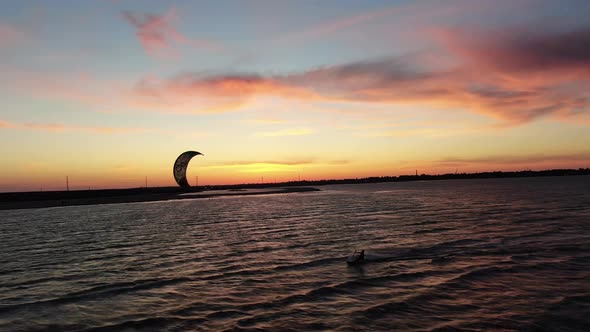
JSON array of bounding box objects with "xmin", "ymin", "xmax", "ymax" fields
[
  {"xmin": 0, "ymin": 119, "xmax": 149, "ymax": 134},
  {"xmin": 9, "ymin": 69, "xmax": 126, "ymax": 111},
  {"xmin": 255, "ymin": 127, "xmax": 313, "ymax": 137},
  {"xmin": 135, "ymin": 20, "xmax": 590, "ymax": 124},
  {"xmin": 279, "ymin": 0, "xmax": 467, "ymax": 44},
  {"xmin": 122, "ymin": 8, "xmax": 220, "ymax": 59},
  {"xmin": 0, "ymin": 23, "xmax": 25, "ymax": 47},
  {"xmin": 204, "ymin": 160, "xmax": 311, "ymax": 174},
  {"xmin": 357, "ymin": 128, "xmax": 471, "ymax": 138},
  {"xmin": 131, "ymin": 73, "xmax": 317, "ymax": 113},
  {"xmin": 245, "ymin": 118, "xmax": 287, "ymax": 125},
  {"xmin": 327, "ymin": 160, "xmax": 350, "ymax": 165},
  {"xmin": 435, "ymin": 152, "xmax": 590, "ymax": 166},
  {"xmin": 206, "ymin": 159, "xmax": 313, "ymax": 168},
  {"xmin": 283, "ymin": 6, "xmax": 404, "ymax": 42},
  {"xmin": 436, "ymin": 26, "xmax": 590, "ymax": 75},
  {"xmin": 429, "ymin": 25, "xmax": 590, "ymax": 123},
  {"xmin": 9, "ymin": 13, "xmax": 590, "ymax": 125}
]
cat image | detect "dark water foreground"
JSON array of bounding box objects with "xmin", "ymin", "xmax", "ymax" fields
[{"xmin": 1, "ymin": 177, "xmax": 589, "ymax": 331}]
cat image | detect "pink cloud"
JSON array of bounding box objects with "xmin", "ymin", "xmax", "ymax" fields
[
  {"xmin": 436, "ymin": 26, "xmax": 590, "ymax": 75},
  {"xmin": 0, "ymin": 23, "xmax": 25, "ymax": 47},
  {"xmin": 8, "ymin": 17, "xmax": 588, "ymax": 125},
  {"xmin": 278, "ymin": 0, "xmax": 512, "ymax": 45},
  {"xmin": 207, "ymin": 160, "xmax": 314, "ymax": 167},
  {"xmin": 429, "ymin": 25, "xmax": 590, "ymax": 122},
  {"xmin": 435, "ymin": 152, "xmax": 590, "ymax": 167},
  {"xmin": 284, "ymin": 6, "xmax": 406, "ymax": 42},
  {"xmin": 25, "ymin": 40, "xmax": 585, "ymax": 124},
  {"xmin": 130, "ymin": 40, "xmax": 589, "ymax": 124},
  {"xmin": 280, "ymin": 0, "xmax": 484, "ymax": 43},
  {"xmin": 255, "ymin": 127, "xmax": 313, "ymax": 137},
  {"xmin": 245, "ymin": 118, "xmax": 287, "ymax": 125},
  {"xmin": 131, "ymin": 73, "xmax": 318, "ymax": 113},
  {"xmin": 122, "ymin": 9, "xmax": 221, "ymax": 59},
  {"xmin": 0, "ymin": 119, "xmax": 149, "ymax": 134},
  {"xmin": 7, "ymin": 69, "xmax": 129, "ymax": 114}
]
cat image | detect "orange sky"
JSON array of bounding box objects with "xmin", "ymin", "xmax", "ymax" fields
[{"xmin": 1, "ymin": 0, "xmax": 589, "ymax": 192}]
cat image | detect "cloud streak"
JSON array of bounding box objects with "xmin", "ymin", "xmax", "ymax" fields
[
  {"xmin": 131, "ymin": 22, "xmax": 590, "ymax": 124},
  {"xmin": 255, "ymin": 127, "xmax": 313, "ymax": 137},
  {"xmin": 131, "ymin": 73, "xmax": 318, "ymax": 113},
  {"xmin": 0, "ymin": 119, "xmax": 149, "ymax": 134},
  {"xmin": 279, "ymin": 1, "xmax": 466, "ymax": 44},
  {"xmin": 245, "ymin": 118, "xmax": 287, "ymax": 125},
  {"xmin": 123, "ymin": 9, "xmax": 220, "ymax": 58},
  {"xmin": 284, "ymin": 6, "xmax": 407, "ymax": 42},
  {"xmin": 438, "ymin": 26, "xmax": 590, "ymax": 74},
  {"xmin": 10, "ymin": 16, "xmax": 590, "ymax": 125},
  {"xmin": 435, "ymin": 152, "xmax": 590, "ymax": 166},
  {"xmin": 206, "ymin": 160, "xmax": 313, "ymax": 168},
  {"xmin": 0, "ymin": 23, "xmax": 24, "ymax": 47}
]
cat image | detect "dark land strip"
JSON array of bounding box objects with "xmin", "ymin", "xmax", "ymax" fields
[{"xmin": 1, "ymin": 168, "xmax": 589, "ymax": 210}]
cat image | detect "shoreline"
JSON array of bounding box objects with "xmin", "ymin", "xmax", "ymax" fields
[
  {"xmin": 0, "ymin": 187, "xmax": 320, "ymax": 211},
  {"xmin": 1, "ymin": 169, "xmax": 589, "ymax": 211}
]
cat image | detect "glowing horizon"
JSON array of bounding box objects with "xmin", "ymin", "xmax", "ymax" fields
[{"xmin": 1, "ymin": 0, "xmax": 590, "ymax": 192}]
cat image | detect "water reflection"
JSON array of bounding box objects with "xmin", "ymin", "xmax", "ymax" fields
[{"xmin": 0, "ymin": 177, "xmax": 589, "ymax": 331}]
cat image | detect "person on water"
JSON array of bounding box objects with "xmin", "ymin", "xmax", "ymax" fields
[{"xmin": 358, "ymin": 250, "xmax": 365, "ymax": 261}]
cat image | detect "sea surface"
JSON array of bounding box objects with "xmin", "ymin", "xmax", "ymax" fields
[{"xmin": 1, "ymin": 177, "xmax": 589, "ymax": 331}]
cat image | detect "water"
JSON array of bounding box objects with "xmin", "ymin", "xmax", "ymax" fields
[{"xmin": 1, "ymin": 177, "xmax": 589, "ymax": 331}]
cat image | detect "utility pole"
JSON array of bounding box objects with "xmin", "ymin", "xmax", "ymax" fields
[
  {"xmin": 145, "ymin": 176, "xmax": 148, "ymax": 188},
  {"xmin": 195, "ymin": 176, "xmax": 198, "ymax": 186},
  {"xmin": 66, "ymin": 176, "xmax": 69, "ymax": 191}
]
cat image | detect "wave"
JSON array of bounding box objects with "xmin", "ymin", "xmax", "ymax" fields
[
  {"xmin": 0, "ymin": 277, "xmax": 191, "ymax": 315},
  {"xmin": 83, "ymin": 316, "xmax": 205, "ymax": 332},
  {"xmin": 531, "ymin": 294, "xmax": 590, "ymax": 332},
  {"xmin": 2, "ymin": 178, "xmax": 589, "ymax": 331},
  {"xmin": 272, "ymin": 257, "xmax": 343, "ymax": 272},
  {"xmin": 413, "ymin": 227, "xmax": 455, "ymax": 235}
]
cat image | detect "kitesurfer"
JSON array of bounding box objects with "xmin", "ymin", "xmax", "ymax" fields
[{"xmin": 346, "ymin": 249, "xmax": 366, "ymax": 265}]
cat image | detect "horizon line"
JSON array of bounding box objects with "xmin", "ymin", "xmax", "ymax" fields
[{"xmin": 1, "ymin": 167, "xmax": 589, "ymax": 195}]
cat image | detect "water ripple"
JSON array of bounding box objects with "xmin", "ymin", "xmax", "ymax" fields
[{"xmin": 1, "ymin": 177, "xmax": 589, "ymax": 331}]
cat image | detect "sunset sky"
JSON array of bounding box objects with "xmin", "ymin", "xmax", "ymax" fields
[{"xmin": 1, "ymin": 0, "xmax": 590, "ymax": 191}]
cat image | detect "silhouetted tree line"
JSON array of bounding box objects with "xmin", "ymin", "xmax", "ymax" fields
[
  {"xmin": 205, "ymin": 168, "xmax": 590, "ymax": 189},
  {"xmin": 1, "ymin": 168, "xmax": 589, "ymax": 202}
]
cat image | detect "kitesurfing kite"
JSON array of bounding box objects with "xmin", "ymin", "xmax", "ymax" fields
[{"xmin": 173, "ymin": 151, "xmax": 203, "ymax": 188}]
